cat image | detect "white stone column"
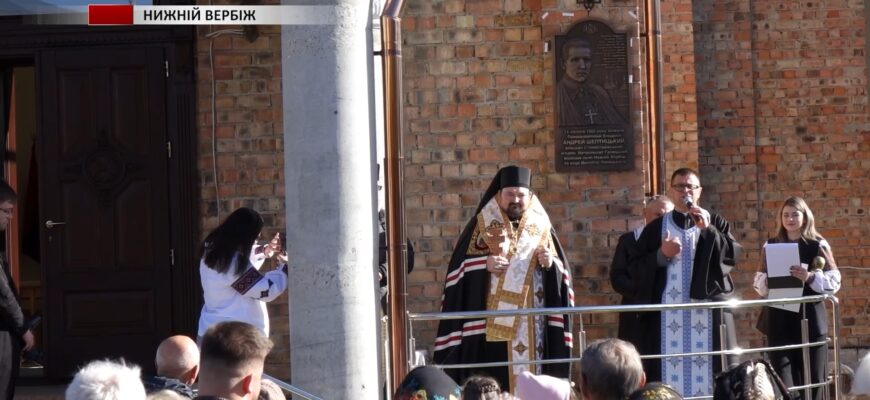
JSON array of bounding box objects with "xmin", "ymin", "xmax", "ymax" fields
[{"xmin": 281, "ymin": 1, "xmax": 380, "ymax": 398}]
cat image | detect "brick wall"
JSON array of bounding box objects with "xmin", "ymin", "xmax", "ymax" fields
[
  {"xmin": 747, "ymin": 0, "xmax": 870, "ymax": 346},
  {"xmin": 661, "ymin": 0, "xmax": 701, "ymax": 173},
  {"xmin": 403, "ymin": 0, "xmax": 650, "ymax": 349},
  {"xmin": 189, "ymin": 0, "xmax": 868, "ymax": 379},
  {"xmin": 194, "ymin": 18, "xmax": 290, "ymax": 378},
  {"xmin": 690, "ymin": 0, "xmax": 764, "ymax": 346},
  {"xmin": 402, "ymin": 0, "xmax": 870, "ymax": 359}
]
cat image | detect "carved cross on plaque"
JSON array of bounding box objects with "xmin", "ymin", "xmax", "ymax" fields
[{"xmin": 584, "ymin": 108, "xmax": 598, "ymax": 125}]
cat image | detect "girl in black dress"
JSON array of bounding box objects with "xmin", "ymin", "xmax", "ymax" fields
[{"xmin": 754, "ymin": 196, "xmax": 841, "ymax": 400}]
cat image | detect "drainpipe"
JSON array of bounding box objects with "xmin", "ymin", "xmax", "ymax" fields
[
  {"xmin": 380, "ymin": 0, "xmax": 409, "ymax": 391},
  {"xmin": 645, "ymin": 0, "xmax": 666, "ymax": 194}
]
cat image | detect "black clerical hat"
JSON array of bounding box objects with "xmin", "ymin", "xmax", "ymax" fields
[
  {"xmin": 474, "ymin": 165, "xmax": 533, "ymax": 215},
  {"xmin": 498, "ymin": 165, "xmax": 531, "ymax": 189}
]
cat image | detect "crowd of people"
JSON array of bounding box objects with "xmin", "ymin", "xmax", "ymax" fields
[
  {"xmin": 64, "ymin": 321, "xmax": 284, "ymax": 400},
  {"xmin": 400, "ymin": 338, "xmax": 743, "ymax": 400}
]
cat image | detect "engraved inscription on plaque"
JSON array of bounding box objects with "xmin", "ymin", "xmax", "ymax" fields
[{"xmin": 553, "ymin": 20, "xmax": 633, "ymax": 172}]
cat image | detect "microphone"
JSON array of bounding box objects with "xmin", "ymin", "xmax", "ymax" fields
[
  {"xmin": 683, "ymin": 197, "xmax": 701, "ymax": 224},
  {"xmin": 683, "ymin": 197, "xmax": 694, "ymax": 209},
  {"xmin": 811, "ymin": 256, "xmax": 826, "ymax": 271}
]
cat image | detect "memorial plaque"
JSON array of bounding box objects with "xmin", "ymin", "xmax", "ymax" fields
[{"xmin": 553, "ymin": 20, "xmax": 633, "ymax": 172}]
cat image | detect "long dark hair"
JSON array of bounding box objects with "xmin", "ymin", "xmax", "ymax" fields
[{"xmin": 199, "ymin": 207, "xmax": 264, "ymax": 276}]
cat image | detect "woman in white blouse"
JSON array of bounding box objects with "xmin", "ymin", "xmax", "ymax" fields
[
  {"xmin": 754, "ymin": 197, "xmax": 841, "ymax": 400},
  {"xmin": 197, "ymin": 208, "xmax": 288, "ymax": 340}
]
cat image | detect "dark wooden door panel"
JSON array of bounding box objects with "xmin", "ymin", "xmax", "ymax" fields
[
  {"xmin": 40, "ymin": 46, "xmax": 171, "ymax": 377},
  {"xmin": 64, "ymin": 291, "xmax": 155, "ymax": 335}
]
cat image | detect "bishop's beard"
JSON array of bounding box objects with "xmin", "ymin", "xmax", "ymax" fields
[{"xmin": 505, "ymin": 203, "xmax": 524, "ymax": 221}]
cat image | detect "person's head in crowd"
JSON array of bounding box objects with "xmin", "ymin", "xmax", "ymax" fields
[
  {"xmin": 146, "ymin": 390, "xmax": 187, "ymax": 400},
  {"xmin": 257, "ymin": 378, "xmax": 285, "ymax": 400},
  {"xmin": 644, "ymin": 195, "xmax": 674, "ymax": 224},
  {"xmin": 155, "ymin": 335, "xmax": 200, "ymax": 385},
  {"xmin": 198, "ymin": 321, "xmax": 273, "ymax": 400},
  {"xmin": 775, "ymin": 196, "xmax": 822, "ymax": 242},
  {"xmin": 393, "ymin": 366, "xmax": 461, "ymax": 400},
  {"xmin": 669, "ymin": 167, "xmax": 702, "ymax": 213},
  {"xmin": 515, "ymin": 371, "xmax": 574, "ymax": 400},
  {"xmin": 0, "ymin": 180, "xmax": 17, "ymax": 232},
  {"xmin": 462, "ymin": 374, "xmax": 501, "ymax": 400},
  {"xmin": 495, "ymin": 166, "xmax": 532, "ymax": 221},
  {"xmin": 199, "ymin": 207, "xmax": 264, "ymax": 276},
  {"xmin": 579, "ymin": 338, "xmax": 646, "ymax": 400},
  {"xmin": 65, "ymin": 359, "xmax": 146, "ymax": 400},
  {"xmin": 628, "ymin": 383, "xmax": 683, "ymax": 400}
]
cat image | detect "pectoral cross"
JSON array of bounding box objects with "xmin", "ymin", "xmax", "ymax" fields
[{"xmin": 585, "ymin": 108, "xmax": 598, "ymax": 125}]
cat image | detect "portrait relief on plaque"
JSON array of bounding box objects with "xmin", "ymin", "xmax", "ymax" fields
[{"xmin": 553, "ymin": 19, "xmax": 633, "ymax": 172}]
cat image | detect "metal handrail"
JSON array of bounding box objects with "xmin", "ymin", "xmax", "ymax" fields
[
  {"xmin": 261, "ymin": 373, "xmax": 325, "ymax": 400},
  {"xmin": 408, "ymin": 294, "xmax": 842, "ymax": 399},
  {"xmin": 408, "ymin": 295, "xmax": 830, "ymax": 320},
  {"xmin": 434, "ymin": 339, "xmax": 831, "ymax": 370}
]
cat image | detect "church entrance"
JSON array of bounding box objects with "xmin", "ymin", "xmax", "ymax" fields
[{"xmin": 0, "ymin": 24, "xmax": 200, "ymax": 379}]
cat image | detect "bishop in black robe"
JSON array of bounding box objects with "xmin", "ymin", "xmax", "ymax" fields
[{"xmin": 432, "ymin": 166, "xmax": 573, "ymax": 392}]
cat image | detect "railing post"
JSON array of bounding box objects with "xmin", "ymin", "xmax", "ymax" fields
[
  {"xmin": 829, "ymin": 296, "xmax": 841, "ymax": 400},
  {"xmin": 719, "ymin": 309, "xmax": 728, "ymax": 372},
  {"xmin": 801, "ymin": 314, "xmax": 812, "ymax": 400}
]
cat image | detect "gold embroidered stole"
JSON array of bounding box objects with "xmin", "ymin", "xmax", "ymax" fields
[{"xmin": 480, "ymin": 195, "xmax": 552, "ymax": 342}]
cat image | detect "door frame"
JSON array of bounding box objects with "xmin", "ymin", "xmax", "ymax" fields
[{"xmin": 0, "ymin": 22, "xmax": 200, "ymax": 378}]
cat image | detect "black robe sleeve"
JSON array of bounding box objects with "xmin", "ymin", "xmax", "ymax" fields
[
  {"xmin": 542, "ymin": 228, "xmax": 572, "ymax": 378},
  {"xmin": 610, "ymin": 231, "xmax": 640, "ymax": 300},
  {"xmin": 629, "ymin": 217, "xmax": 666, "ymax": 305},
  {"xmin": 689, "ymin": 213, "xmax": 742, "ymax": 300}
]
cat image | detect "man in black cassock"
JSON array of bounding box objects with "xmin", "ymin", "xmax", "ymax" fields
[
  {"xmin": 433, "ymin": 166, "xmax": 573, "ymax": 392},
  {"xmin": 0, "ymin": 181, "xmax": 34, "ymax": 400},
  {"xmin": 609, "ymin": 194, "xmax": 672, "ymax": 372},
  {"xmin": 628, "ymin": 168, "xmax": 742, "ymax": 397}
]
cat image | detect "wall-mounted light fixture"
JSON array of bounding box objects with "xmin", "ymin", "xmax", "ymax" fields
[{"xmin": 578, "ymin": 0, "xmax": 601, "ymax": 13}]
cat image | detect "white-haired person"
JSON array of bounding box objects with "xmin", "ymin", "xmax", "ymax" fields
[{"xmin": 66, "ymin": 359, "xmax": 147, "ymax": 400}]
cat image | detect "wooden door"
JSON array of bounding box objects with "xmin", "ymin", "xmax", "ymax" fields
[{"xmin": 39, "ymin": 47, "xmax": 172, "ymax": 377}]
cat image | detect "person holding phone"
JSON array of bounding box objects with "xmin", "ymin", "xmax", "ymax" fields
[
  {"xmin": 753, "ymin": 197, "xmax": 841, "ymax": 400},
  {"xmin": 197, "ymin": 208, "xmax": 288, "ymax": 340}
]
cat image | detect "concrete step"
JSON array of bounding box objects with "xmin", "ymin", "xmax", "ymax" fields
[{"xmin": 14, "ymin": 385, "xmax": 65, "ymax": 400}]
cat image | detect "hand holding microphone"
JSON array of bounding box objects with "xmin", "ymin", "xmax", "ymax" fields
[{"xmin": 683, "ymin": 197, "xmax": 710, "ymax": 229}]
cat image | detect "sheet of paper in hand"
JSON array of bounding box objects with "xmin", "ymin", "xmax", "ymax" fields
[{"xmin": 764, "ymin": 242, "xmax": 805, "ymax": 313}]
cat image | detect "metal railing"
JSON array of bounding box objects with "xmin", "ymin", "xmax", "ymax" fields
[
  {"xmin": 407, "ymin": 294, "xmax": 842, "ymax": 400},
  {"xmin": 261, "ymin": 373, "xmax": 325, "ymax": 400}
]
